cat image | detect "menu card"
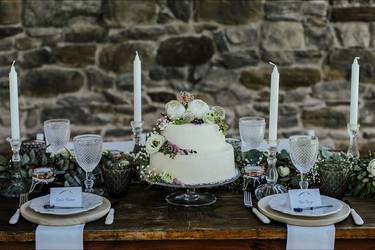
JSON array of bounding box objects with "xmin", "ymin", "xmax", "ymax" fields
[
  {"xmin": 288, "ymin": 189, "xmax": 321, "ymax": 209},
  {"xmin": 50, "ymin": 187, "xmax": 82, "ymax": 208}
]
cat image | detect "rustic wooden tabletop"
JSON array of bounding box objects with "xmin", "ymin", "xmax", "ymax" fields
[{"xmin": 0, "ymin": 185, "xmax": 375, "ymax": 249}]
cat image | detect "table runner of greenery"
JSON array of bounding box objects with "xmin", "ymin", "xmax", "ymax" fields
[{"xmin": 0, "ymin": 147, "xmax": 374, "ymax": 198}]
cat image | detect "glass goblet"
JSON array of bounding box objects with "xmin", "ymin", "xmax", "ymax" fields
[
  {"xmin": 239, "ymin": 117, "xmax": 265, "ymax": 175},
  {"xmin": 289, "ymin": 135, "xmax": 319, "ymax": 189},
  {"xmin": 73, "ymin": 134, "xmax": 103, "ymax": 193},
  {"xmin": 43, "ymin": 119, "xmax": 70, "ymax": 155}
]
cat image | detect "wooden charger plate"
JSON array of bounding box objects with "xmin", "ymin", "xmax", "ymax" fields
[
  {"xmin": 20, "ymin": 197, "xmax": 111, "ymax": 226},
  {"xmin": 258, "ymin": 194, "xmax": 350, "ymax": 227}
]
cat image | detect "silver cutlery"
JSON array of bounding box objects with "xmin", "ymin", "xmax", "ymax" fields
[
  {"xmin": 293, "ymin": 205, "xmax": 334, "ymax": 212},
  {"xmin": 105, "ymin": 201, "xmax": 119, "ymax": 225},
  {"xmin": 244, "ymin": 191, "xmax": 270, "ymax": 224},
  {"xmin": 43, "ymin": 204, "xmax": 84, "ymax": 209},
  {"xmin": 9, "ymin": 192, "xmax": 28, "ymax": 224},
  {"xmin": 344, "ymin": 199, "xmax": 364, "ymax": 226}
]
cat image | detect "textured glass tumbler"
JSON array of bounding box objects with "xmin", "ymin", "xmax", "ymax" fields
[
  {"xmin": 239, "ymin": 117, "xmax": 265, "ymax": 152},
  {"xmin": 289, "ymin": 135, "xmax": 319, "ymax": 189},
  {"xmin": 102, "ymin": 166, "xmax": 132, "ymax": 198},
  {"xmin": 73, "ymin": 134, "xmax": 103, "ymax": 193},
  {"xmin": 43, "ymin": 119, "xmax": 70, "ymax": 155},
  {"xmin": 319, "ymin": 161, "xmax": 351, "ymax": 199}
]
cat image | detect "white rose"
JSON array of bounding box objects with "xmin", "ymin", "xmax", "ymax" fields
[
  {"xmin": 187, "ymin": 99, "xmax": 210, "ymax": 119},
  {"xmin": 145, "ymin": 134, "xmax": 166, "ymax": 154},
  {"xmin": 367, "ymin": 159, "xmax": 375, "ymax": 177},
  {"xmin": 165, "ymin": 100, "xmax": 186, "ymax": 120},
  {"xmin": 278, "ymin": 166, "xmax": 290, "ymax": 177}
]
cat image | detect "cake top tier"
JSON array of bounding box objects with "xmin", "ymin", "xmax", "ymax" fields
[
  {"xmin": 162, "ymin": 123, "xmax": 227, "ymax": 152},
  {"xmin": 145, "ymin": 92, "xmax": 231, "ymax": 158}
]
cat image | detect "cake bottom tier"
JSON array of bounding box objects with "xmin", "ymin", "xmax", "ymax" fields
[{"xmin": 150, "ymin": 144, "xmax": 236, "ymax": 185}]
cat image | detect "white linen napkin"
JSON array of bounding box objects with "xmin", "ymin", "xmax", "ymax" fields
[
  {"xmin": 36, "ymin": 224, "xmax": 85, "ymax": 250},
  {"xmin": 287, "ymin": 224, "xmax": 335, "ymax": 250}
]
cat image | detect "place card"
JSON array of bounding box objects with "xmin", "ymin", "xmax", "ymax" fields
[
  {"xmin": 50, "ymin": 187, "xmax": 82, "ymax": 208},
  {"xmin": 288, "ymin": 189, "xmax": 321, "ymax": 209}
]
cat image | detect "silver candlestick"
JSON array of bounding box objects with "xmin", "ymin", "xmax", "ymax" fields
[
  {"xmin": 347, "ymin": 123, "xmax": 360, "ymax": 159},
  {"xmin": 1, "ymin": 138, "xmax": 27, "ymax": 197},
  {"xmin": 131, "ymin": 120, "xmax": 144, "ymax": 153},
  {"xmin": 255, "ymin": 140, "xmax": 287, "ymax": 200}
]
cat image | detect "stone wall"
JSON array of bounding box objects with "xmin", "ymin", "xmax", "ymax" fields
[{"xmin": 0, "ymin": 0, "xmax": 375, "ymax": 153}]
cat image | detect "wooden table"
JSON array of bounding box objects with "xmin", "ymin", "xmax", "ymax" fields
[{"xmin": 0, "ymin": 185, "xmax": 375, "ymax": 250}]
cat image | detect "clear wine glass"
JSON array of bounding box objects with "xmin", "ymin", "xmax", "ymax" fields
[
  {"xmin": 239, "ymin": 117, "xmax": 266, "ymax": 152},
  {"xmin": 239, "ymin": 117, "xmax": 265, "ymax": 172},
  {"xmin": 289, "ymin": 135, "xmax": 319, "ymax": 189},
  {"xmin": 73, "ymin": 134, "xmax": 103, "ymax": 193},
  {"xmin": 43, "ymin": 119, "xmax": 70, "ymax": 155}
]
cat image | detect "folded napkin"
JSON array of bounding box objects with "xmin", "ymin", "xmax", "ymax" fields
[
  {"xmin": 36, "ymin": 224, "xmax": 85, "ymax": 250},
  {"xmin": 287, "ymin": 224, "xmax": 335, "ymax": 250}
]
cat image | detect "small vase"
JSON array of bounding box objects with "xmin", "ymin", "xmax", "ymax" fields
[
  {"xmin": 319, "ymin": 161, "xmax": 351, "ymax": 199},
  {"xmin": 101, "ymin": 165, "xmax": 132, "ymax": 198}
]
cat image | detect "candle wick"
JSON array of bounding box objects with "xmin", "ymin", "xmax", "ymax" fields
[
  {"xmin": 269, "ymin": 61, "xmax": 276, "ymax": 67},
  {"xmin": 11, "ymin": 60, "xmax": 15, "ymax": 67}
]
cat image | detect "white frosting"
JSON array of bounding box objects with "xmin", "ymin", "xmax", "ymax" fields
[
  {"xmin": 162, "ymin": 123, "xmax": 226, "ymax": 152},
  {"xmin": 150, "ymin": 144, "xmax": 236, "ymax": 185}
]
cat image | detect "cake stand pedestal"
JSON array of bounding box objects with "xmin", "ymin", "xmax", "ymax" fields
[{"xmin": 146, "ymin": 169, "xmax": 240, "ymax": 207}]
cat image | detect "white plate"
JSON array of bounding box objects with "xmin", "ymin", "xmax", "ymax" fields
[
  {"xmin": 30, "ymin": 193, "xmax": 103, "ymax": 215},
  {"xmin": 268, "ymin": 193, "xmax": 343, "ymax": 217}
]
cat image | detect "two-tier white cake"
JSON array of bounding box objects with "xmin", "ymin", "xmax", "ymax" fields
[{"xmin": 145, "ymin": 92, "xmax": 236, "ymax": 185}]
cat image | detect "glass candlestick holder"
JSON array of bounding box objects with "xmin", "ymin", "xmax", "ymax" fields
[
  {"xmin": 1, "ymin": 138, "xmax": 27, "ymax": 198},
  {"xmin": 255, "ymin": 140, "xmax": 287, "ymax": 200},
  {"xmin": 347, "ymin": 123, "xmax": 360, "ymax": 159},
  {"xmin": 131, "ymin": 120, "xmax": 144, "ymax": 153}
]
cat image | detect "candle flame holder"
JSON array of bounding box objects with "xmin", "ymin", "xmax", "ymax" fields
[
  {"xmin": 347, "ymin": 123, "xmax": 360, "ymax": 159},
  {"xmin": 1, "ymin": 138, "xmax": 27, "ymax": 198},
  {"xmin": 131, "ymin": 120, "xmax": 144, "ymax": 153},
  {"xmin": 255, "ymin": 140, "xmax": 287, "ymax": 200}
]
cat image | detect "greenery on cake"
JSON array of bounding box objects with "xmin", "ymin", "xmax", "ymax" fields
[{"xmin": 163, "ymin": 91, "xmax": 229, "ymax": 134}]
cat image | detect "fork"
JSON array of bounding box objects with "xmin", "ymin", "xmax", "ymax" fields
[
  {"xmin": 244, "ymin": 191, "xmax": 271, "ymax": 224},
  {"xmin": 9, "ymin": 192, "xmax": 28, "ymax": 224}
]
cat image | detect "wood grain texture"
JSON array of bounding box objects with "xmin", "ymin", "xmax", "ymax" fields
[{"xmin": 0, "ymin": 185, "xmax": 374, "ymax": 246}]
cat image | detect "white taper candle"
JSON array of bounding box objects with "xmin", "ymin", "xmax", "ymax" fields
[
  {"xmin": 350, "ymin": 57, "xmax": 360, "ymax": 126},
  {"xmin": 9, "ymin": 61, "xmax": 20, "ymax": 140},
  {"xmin": 268, "ymin": 62, "xmax": 279, "ymax": 146},
  {"xmin": 133, "ymin": 51, "xmax": 142, "ymax": 123}
]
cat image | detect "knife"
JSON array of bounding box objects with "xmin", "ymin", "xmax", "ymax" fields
[
  {"xmin": 105, "ymin": 201, "xmax": 120, "ymax": 225},
  {"xmin": 344, "ymin": 199, "xmax": 364, "ymax": 226}
]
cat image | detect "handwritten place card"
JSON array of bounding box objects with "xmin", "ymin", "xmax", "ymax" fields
[
  {"xmin": 288, "ymin": 189, "xmax": 321, "ymax": 209},
  {"xmin": 50, "ymin": 187, "xmax": 82, "ymax": 208}
]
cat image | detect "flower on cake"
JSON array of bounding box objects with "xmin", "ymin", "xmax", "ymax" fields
[
  {"xmin": 187, "ymin": 99, "xmax": 210, "ymax": 119},
  {"xmin": 177, "ymin": 91, "xmax": 195, "ymax": 106},
  {"xmin": 166, "ymin": 100, "xmax": 186, "ymax": 120},
  {"xmin": 145, "ymin": 134, "xmax": 166, "ymax": 154}
]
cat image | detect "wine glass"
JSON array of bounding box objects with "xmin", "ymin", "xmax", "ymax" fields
[
  {"xmin": 289, "ymin": 135, "xmax": 319, "ymax": 189},
  {"xmin": 239, "ymin": 117, "xmax": 266, "ymax": 152},
  {"xmin": 73, "ymin": 134, "xmax": 103, "ymax": 193},
  {"xmin": 43, "ymin": 119, "xmax": 70, "ymax": 155}
]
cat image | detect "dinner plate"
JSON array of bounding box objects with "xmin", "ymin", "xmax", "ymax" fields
[
  {"xmin": 30, "ymin": 192, "xmax": 103, "ymax": 215},
  {"xmin": 268, "ymin": 193, "xmax": 343, "ymax": 217}
]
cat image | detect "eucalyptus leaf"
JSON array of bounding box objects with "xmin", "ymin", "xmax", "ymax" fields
[{"xmin": 21, "ymin": 154, "xmax": 30, "ymax": 165}]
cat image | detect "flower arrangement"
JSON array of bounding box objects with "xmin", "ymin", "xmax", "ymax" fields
[{"xmin": 347, "ymin": 152, "xmax": 375, "ymax": 198}]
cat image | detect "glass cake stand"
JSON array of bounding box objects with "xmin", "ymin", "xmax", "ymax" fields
[{"xmin": 146, "ymin": 168, "xmax": 240, "ymax": 207}]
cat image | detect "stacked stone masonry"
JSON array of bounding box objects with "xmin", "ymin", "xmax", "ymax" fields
[{"xmin": 0, "ymin": 0, "xmax": 375, "ymax": 153}]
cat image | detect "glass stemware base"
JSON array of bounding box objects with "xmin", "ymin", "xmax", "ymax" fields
[{"xmin": 255, "ymin": 183, "xmax": 287, "ymax": 200}]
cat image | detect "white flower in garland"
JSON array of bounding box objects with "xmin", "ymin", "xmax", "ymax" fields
[
  {"xmin": 145, "ymin": 134, "xmax": 166, "ymax": 154},
  {"xmin": 187, "ymin": 99, "xmax": 210, "ymax": 119},
  {"xmin": 367, "ymin": 159, "xmax": 375, "ymax": 177},
  {"xmin": 165, "ymin": 100, "xmax": 186, "ymax": 120}
]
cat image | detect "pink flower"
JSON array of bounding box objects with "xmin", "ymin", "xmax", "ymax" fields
[{"xmin": 177, "ymin": 91, "xmax": 194, "ymax": 106}]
